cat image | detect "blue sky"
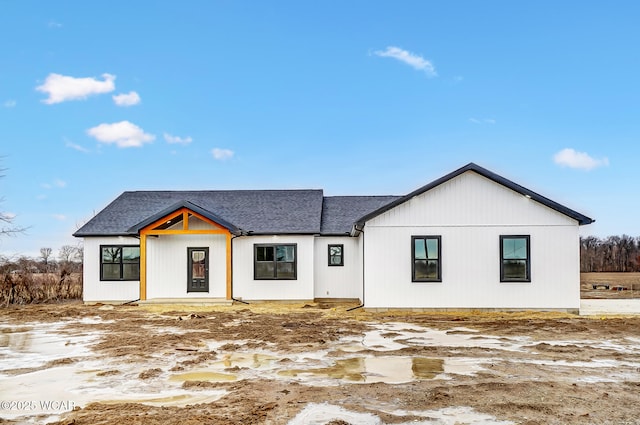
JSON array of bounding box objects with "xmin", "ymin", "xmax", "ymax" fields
[{"xmin": 1, "ymin": 1, "xmax": 638, "ymax": 258}]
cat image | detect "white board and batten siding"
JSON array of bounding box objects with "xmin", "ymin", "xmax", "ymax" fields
[
  {"xmin": 145, "ymin": 217, "xmax": 228, "ymax": 299},
  {"xmin": 313, "ymin": 236, "xmax": 362, "ymax": 300},
  {"xmin": 83, "ymin": 236, "xmax": 141, "ymax": 303},
  {"xmin": 232, "ymin": 235, "xmax": 315, "ymax": 301},
  {"xmin": 146, "ymin": 234, "xmax": 227, "ymax": 299},
  {"xmin": 363, "ymin": 171, "xmax": 581, "ymax": 310}
]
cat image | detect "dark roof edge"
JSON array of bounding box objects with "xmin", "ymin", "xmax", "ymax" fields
[
  {"xmin": 72, "ymin": 232, "xmax": 137, "ymax": 237},
  {"xmin": 126, "ymin": 200, "xmax": 242, "ymax": 235},
  {"xmin": 244, "ymin": 232, "xmax": 320, "ymax": 236},
  {"xmin": 355, "ymin": 162, "xmax": 595, "ymax": 227}
]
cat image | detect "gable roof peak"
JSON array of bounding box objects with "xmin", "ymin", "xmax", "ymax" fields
[
  {"xmin": 126, "ymin": 199, "xmax": 242, "ymax": 235},
  {"xmin": 354, "ymin": 162, "xmax": 594, "ymax": 228}
]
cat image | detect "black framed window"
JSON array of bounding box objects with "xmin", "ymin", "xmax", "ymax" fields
[
  {"xmin": 500, "ymin": 235, "xmax": 531, "ymax": 282},
  {"xmin": 254, "ymin": 244, "xmax": 297, "ymax": 280},
  {"xmin": 100, "ymin": 245, "xmax": 140, "ymax": 281},
  {"xmin": 328, "ymin": 244, "xmax": 344, "ymax": 266},
  {"xmin": 412, "ymin": 236, "xmax": 441, "ymax": 282}
]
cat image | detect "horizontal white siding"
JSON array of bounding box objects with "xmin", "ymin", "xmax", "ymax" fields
[
  {"xmin": 82, "ymin": 237, "xmax": 140, "ymax": 302},
  {"xmin": 364, "ymin": 225, "xmax": 580, "ymax": 309},
  {"xmin": 146, "ymin": 234, "xmax": 227, "ymax": 299},
  {"xmin": 232, "ymin": 235, "xmax": 315, "ymax": 301},
  {"xmin": 313, "ymin": 236, "xmax": 362, "ymax": 300},
  {"xmin": 368, "ymin": 172, "xmax": 577, "ymax": 228}
]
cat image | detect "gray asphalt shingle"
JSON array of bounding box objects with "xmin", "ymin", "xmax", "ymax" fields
[
  {"xmin": 73, "ymin": 163, "xmax": 593, "ymax": 238},
  {"xmin": 320, "ymin": 196, "xmax": 401, "ymax": 235},
  {"xmin": 74, "ymin": 190, "xmax": 326, "ymax": 236}
]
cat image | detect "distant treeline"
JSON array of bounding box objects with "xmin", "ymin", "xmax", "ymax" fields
[{"xmin": 580, "ymin": 235, "xmax": 640, "ymax": 272}]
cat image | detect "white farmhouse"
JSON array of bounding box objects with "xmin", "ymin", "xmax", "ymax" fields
[{"xmin": 74, "ymin": 163, "xmax": 593, "ymax": 312}]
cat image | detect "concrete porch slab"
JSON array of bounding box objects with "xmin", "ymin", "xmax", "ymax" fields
[{"xmin": 138, "ymin": 298, "xmax": 233, "ymax": 306}]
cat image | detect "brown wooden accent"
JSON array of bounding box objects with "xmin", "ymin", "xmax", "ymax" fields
[{"xmin": 138, "ymin": 207, "xmax": 232, "ymax": 302}]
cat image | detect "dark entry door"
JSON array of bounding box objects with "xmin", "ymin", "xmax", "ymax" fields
[{"xmin": 187, "ymin": 247, "xmax": 209, "ymax": 292}]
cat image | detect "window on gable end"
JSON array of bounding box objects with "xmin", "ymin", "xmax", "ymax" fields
[
  {"xmin": 412, "ymin": 236, "xmax": 441, "ymax": 282},
  {"xmin": 500, "ymin": 235, "xmax": 531, "ymax": 282}
]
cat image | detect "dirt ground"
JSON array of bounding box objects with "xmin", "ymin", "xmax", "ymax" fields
[{"xmin": 1, "ymin": 302, "xmax": 640, "ymax": 425}]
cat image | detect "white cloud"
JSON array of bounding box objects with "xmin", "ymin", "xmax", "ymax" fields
[
  {"xmin": 3, "ymin": 100, "xmax": 16, "ymax": 108},
  {"xmin": 48, "ymin": 21, "xmax": 63, "ymax": 29},
  {"xmin": 164, "ymin": 133, "xmax": 193, "ymax": 145},
  {"xmin": 553, "ymin": 148, "xmax": 609, "ymax": 171},
  {"xmin": 65, "ymin": 139, "xmax": 90, "ymax": 153},
  {"xmin": 52, "ymin": 214, "xmax": 66, "ymax": 221},
  {"xmin": 36, "ymin": 73, "xmax": 116, "ymax": 104},
  {"xmin": 373, "ymin": 46, "xmax": 437, "ymax": 77},
  {"xmin": 113, "ymin": 91, "xmax": 141, "ymax": 106},
  {"xmin": 211, "ymin": 148, "xmax": 234, "ymax": 160},
  {"xmin": 4, "ymin": 212, "xmax": 16, "ymax": 220},
  {"xmin": 41, "ymin": 179, "xmax": 67, "ymax": 189},
  {"xmin": 87, "ymin": 121, "xmax": 155, "ymax": 148},
  {"xmin": 469, "ymin": 118, "xmax": 496, "ymax": 125}
]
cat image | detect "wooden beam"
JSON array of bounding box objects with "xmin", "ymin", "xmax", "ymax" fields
[
  {"xmin": 143, "ymin": 229, "xmax": 230, "ymax": 235},
  {"xmin": 144, "ymin": 208, "xmax": 187, "ymax": 231},
  {"xmin": 137, "ymin": 206, "xmax": 234, "ymax": 302}
]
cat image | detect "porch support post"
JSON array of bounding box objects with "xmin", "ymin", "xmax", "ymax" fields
[
  {"xmin": 226, "ymin": 231, "xmax": 232, "ymax": 300},
  {"xmin": 140, "ymin": 232, "xmax": 147, "ymax": 301}
]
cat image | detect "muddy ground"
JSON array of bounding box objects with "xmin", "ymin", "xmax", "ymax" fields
[
  {"xmin": 1, "ymin": 303, "xmax": 640, "ymax": 425},
  {"xmin": 581, "ymin": 272, "xmax": 640, "ymax": 299}
]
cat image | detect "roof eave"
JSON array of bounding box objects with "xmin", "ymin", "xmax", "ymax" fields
[
  {"xmin": 354, "ymin": 162, "xmax": 595, "ymax": 227},
  {"xmin": 126, "ymin": 200, "xmax": 242, "ymax": 235},
  {"xmin": 245, "ymin": 231, "xmax": 320, "ymax": 236},
  {"xmin": 73, "ymin": 232, "xmax": 138, "ymax": 238}
]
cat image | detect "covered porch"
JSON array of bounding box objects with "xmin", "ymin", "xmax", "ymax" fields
[{"xmin": 131, "ymin": 201, "xmax": 241, "ymax": 302}]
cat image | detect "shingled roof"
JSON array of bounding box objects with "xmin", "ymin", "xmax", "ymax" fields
[
  {"xmin": 320, "ymin": 196, "xmax": 401, "ymax": 235},
  {"xmin": 74, "ymin": 190, "xmax": 325, "ymax": 236},
  {"xmin": 74, "ymin": 163, "xmax": 594, "ymax": 238}
]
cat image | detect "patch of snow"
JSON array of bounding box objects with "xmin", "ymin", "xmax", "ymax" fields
[{"xmin": 289, "ymin": 403, "xmax": 515, "ymax": 425}]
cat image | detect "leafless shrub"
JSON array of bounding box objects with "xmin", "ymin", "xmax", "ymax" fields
[{"xmin": 0, "ymin": 269, "xmax": 82, "ymax": 305}]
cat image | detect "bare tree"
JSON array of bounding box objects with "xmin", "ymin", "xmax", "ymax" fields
[
  {"xmin": 0, "ymin": 211, "xmax": 26, "ymax": 237},
  {"xmin": 581, "ymin": 235, "xmax": 640, "ymax": 272},
  {"xmin": 57, "ymin": 244, "xmax": 83, "ymax": 273},
  {"xmin": 74, "ymin": 243, "xmax": 83, "ymax": 263},
  {"xmin": 40, "ymin": 247, "xmax": 52, "ymax": 272},
  {"xmin": 58, "ymin": 245, "xmax": 76, "ymax": 264},
  {"xmin": 1, "ymin": 163, "xmax": 27, "ymax": 237}
]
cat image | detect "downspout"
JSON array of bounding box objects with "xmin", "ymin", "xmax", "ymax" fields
[
  {"xmin": 230, "ymin": 233, "xmax": 250, "ymax": 305},
  {"xmin": 124, "ymin": 235, "xmax": 143, "ymax": 305},
  {"xmin": 347, "ymin": 225, "xmax": 365, "ymax": 311}
]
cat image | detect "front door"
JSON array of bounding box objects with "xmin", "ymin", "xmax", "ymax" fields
[{"xmin": 187, "ymin": 247, "xmax": 209, "ymax": 292}]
